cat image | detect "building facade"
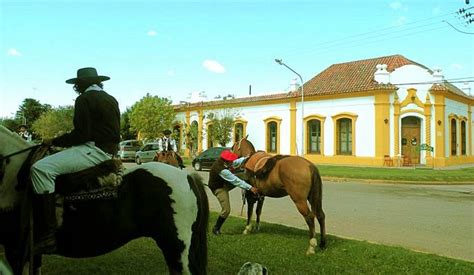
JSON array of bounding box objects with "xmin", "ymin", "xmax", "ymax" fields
[{"xmin": 173, "ymin": 55, "xmax": 473, "ymax": 168}]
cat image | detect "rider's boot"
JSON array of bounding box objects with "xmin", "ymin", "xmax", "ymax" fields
[
  {"xmin": 34, "ymin": 193, "xmax": 57, "ymax": 254},
  {"xmin": 212, "ymin": 216, "xmax": 226, "ymax": 235}
]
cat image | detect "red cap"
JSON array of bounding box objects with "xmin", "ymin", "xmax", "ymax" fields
[{"xmin": 220, "ymin": 150, "xmax": 238, "ymax": 162}]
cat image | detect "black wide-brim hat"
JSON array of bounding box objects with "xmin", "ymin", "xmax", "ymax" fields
[{"xmin": 65, "ymin": 67, "xmax": 110, "ymax": 84}]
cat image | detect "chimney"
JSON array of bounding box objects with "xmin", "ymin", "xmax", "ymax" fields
[
  {"xmin": 432, "ymin": 67, "xmax": 444, "ymax": 83},
  {"xmin": 374, "ymin": 64, "xmax": 390, "ymax": 84},
  {"xmin": 290, "ymin": 78, "xmax": 299, "ymax": 91},
  {"xmin": 462, "ymin": 82, "xmax": 472, "ymax": 96}
]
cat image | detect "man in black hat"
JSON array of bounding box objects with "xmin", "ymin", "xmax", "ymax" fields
[
  {"xmin": 30, "ymin": 67, "xmax": 121, "ymax": 254},
  {"xmin": 160, "ymin": 129, "xmax": 185, "ymax": 168}
]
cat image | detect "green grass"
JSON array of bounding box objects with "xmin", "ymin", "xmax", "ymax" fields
[
  {"xmin": 317, "ymin": 165, "xmax": 474, "ymax": 183},
  {"xmin": 40, "ymin": 213, "xmax": 473, "ymax": 274}
]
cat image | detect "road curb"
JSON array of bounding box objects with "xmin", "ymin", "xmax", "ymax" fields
[{"xmin": 321, "ymin": 176, "xmax": 474, "ymax": 185}]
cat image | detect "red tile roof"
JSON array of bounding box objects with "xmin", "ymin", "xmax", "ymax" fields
[
  {"xmin": 175, "ymin": 54, "xmax": 472, "ymax": 110},
  {"xmin": 302, "ymin": 54, "xmax": 428, "ymax": 96}
]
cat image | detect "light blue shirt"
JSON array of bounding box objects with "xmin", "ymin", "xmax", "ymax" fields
[{"xmin": 219, "ymin": 157, "xmax": 251, "ymax": 190}]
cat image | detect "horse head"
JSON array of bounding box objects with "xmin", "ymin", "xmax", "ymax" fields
[
  {"xmin": 232, "ymin": 135, "xmax": 256, "ymax": 158},
  {"xmin": 0, "ymin": 125, "xmax": 31, "ymax": 211}
]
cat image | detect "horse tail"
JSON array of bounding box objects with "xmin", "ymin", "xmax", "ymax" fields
[
  {"xmin": 187, "ymin": 172, "xmax": 209, "ymax": 274},
  {"xmin": 309, "ymin": 164, "xmax": 323, "ymax": 218},
  {"xmin": 309, "ymin": 164, "xmax": 326, "ymax": 248}
]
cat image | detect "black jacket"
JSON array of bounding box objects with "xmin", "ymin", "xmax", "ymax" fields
[
  {"xmin": 53, "ymin": 89, "xmax": 120, "ymax": 155},
  {"xmin": 208, "ymin": 159, "xmax": 230, "ymax": 192}
]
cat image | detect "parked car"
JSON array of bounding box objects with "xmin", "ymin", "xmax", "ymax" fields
[
  {"xmin": 192, "ymin": 147, "xmax": 229, "ymax": 171},
  {"xmin": 118, "ymin": 140, "xmax": 142, "ymax": 162},
  {"xmin": 135, "ymin": 142, "xmax": 160, "ymax": 164}
]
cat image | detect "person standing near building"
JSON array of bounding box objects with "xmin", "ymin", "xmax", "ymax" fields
[
  {"xmin": 160, "ymin": 129, "xmax": 185, "ymax": 168},
  {"xmin": 30, "ymin": 67, "xmax": 121, "ymax": 254},
  {"xmin": 208, "ymin": 150, "xmax": 258, "ymax": 235}
]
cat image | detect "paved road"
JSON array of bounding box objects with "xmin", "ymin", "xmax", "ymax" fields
[{"xmin": 177, "ymin": 166, "xmax": 474, "ymax": 262}]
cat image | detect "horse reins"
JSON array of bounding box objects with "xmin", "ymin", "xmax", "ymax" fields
[
  {"xmin": 0, "ymin": 145, "xmax": 41, "ymax": 180},
  {"xmin": 0, "ymin": 145, "xmax": 41, "ymax": 162}
]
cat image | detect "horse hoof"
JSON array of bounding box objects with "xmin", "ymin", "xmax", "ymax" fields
[{"xmin": 243, "ymin": 225, "xmax": 252, "ymax": 234}]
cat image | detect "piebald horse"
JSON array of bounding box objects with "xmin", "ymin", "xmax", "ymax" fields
[
  {"xmin": 232, "ymin": 136, "xmax": 326, "ymax": 255},
  {"xmin": 0, "ymin": 125, "xmax": 208, "ymax": 274}
]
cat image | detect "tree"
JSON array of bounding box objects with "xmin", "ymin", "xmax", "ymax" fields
[
  {"xmin": 185, "ymin": 121, "xmax": 199, "ymax": 157},
  {"xmin": 120, "ymin": 107, "xmax": 137, "ymax": 140},
  {"xmin": 129, "ymin": 94, "xmax": 175, "ymax": 140},
  {"xmin": 0, "ymin": 117, "xmax": 20, "ymax": 132},
  {"xmin": 32, "ymin": 106, "xmax": 74, "ymax": 139},
  {"xmin": 15, "ymin": 98, "xmax": 51, "ymax": 128},
  {"xmin": 206, "ymin": 109, "xmax": 238, "ymax": 147}
]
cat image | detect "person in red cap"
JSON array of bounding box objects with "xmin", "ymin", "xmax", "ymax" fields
[{"xmin": 208, "ymin": 149, "xmax": 258, "ymax": 235}]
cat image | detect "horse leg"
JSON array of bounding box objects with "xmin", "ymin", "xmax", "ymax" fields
[
  {"xmin": 152, "ymin": 235, "xmax": 187, "ymax": 274},
  {"xmin": 309, "ymin": 166, "xmax": 326, "ymax": 248},
  {"xmin": 293, "ymin": 200, "xmax": 317, "ymax": 255},
  {"xmin": 254, "ymin": 197, "xmax": 265, "ymax": 232},
  {"xmin": 243, "ymin": 199, "xmax": 255, "ymax": 235}
]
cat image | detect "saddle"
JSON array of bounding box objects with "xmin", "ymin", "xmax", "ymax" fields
[
  {"xmin": 21, "ymin": 145, "xmax": 124, "ymax": 202},
  {"xmin": 244, "ymin": 153, "xmax": 290, "ymax": 179},
  {"xmin": 244, "ymin": 151, "xmax": 273, "ymax": 173},
  {"xmin": 55, "ymin": 158, "xmax": 123, "ymax": 201}
]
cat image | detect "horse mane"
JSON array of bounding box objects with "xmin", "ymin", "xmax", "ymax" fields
[
  {"xmin": 0, "ymin": 125, "xmax": 29, "ymax": 148},
  {"xmin": 255, "ymin": 155, "xmax": 290, "ymax": 179}
]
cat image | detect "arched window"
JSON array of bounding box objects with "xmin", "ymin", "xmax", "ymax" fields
[
  {"xmin": 267, "ymin": 121, "xmax": 278, "ymax": 153},
  {"xmin": 307, "ymin": 119, "xmax": 321, "ymax": 154},
  {"xmin": 337, "ymin": 118, "xmax": 352, "ymax": 155},
  {"xmin": 461, "ymin": 120, "xmax": 466, "ymax": 155},
  {"xmin": 451, "ymin": 119, "xmax": 457, "ymax": 156},
  {"xmin": 234, "ymin": 123, "xmax": 244, "ymax": 142}
]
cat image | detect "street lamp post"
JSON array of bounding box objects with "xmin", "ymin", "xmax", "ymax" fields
[{"xmin": 275, "ymin": 59, "xmax": 304, "ymax": 156}]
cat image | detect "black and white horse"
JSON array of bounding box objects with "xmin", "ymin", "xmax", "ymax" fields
[{"xmin": 0, "ymin": 125, "xmax": 209, "ymax": 275}]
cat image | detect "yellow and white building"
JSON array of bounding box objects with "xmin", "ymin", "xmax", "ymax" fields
[{"xmin": 174, "ymin": 54, "xmax": 473, "ymax": 168}]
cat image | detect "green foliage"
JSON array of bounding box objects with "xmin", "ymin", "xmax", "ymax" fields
[
  {"xmin": 318, "ymin": 165, "xmax": 474, "ymax": 183},
  {"xmin": 185, "ymin": 121, "xmax": 199, "ymax": 157},
  {"xmin": 32, "ymin": 106, "xmax": 74, "ymax": 139},
  {"xmin": 0, "ymin": 117, "xmax": 20, "ymax": 132},
  {"xmin": 129, "ymin": 94, "xmax": 175, "ymax": 139},
  {"xmin": 41, "ymin": 213, "xmax": 474, "ymax": 274},
  {"xmin": 15, "ymin": 98, "xmax": 51, "ymax": 128},
  {"xmin": 206, "ymin": 109, "xmax": 238, "ymax": 147},
  {"xmin": 120, "ymin": 107, "xmax": 137, "ymax": 140}
]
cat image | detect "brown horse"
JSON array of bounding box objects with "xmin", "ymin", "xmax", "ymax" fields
[
  {"xmin": 232, "ymin": 136, "xmax": 326, "ymax": 255},
  {"xmin": 155, "ymin": 151, "xmax": 180, "ymax": 168}
]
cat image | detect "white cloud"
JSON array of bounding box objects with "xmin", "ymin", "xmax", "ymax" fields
[
  {"xmin": 147, "ymin": 30, "xmax": 157, "ymax": 36},
  {"xmin": 392, "ymin": 16, "xmax": 407, "ymax": 26},
  {"xmin": 202, "ymin": 59, "xmax": 226, "ymax": 73},
  {"xmin": 450, "ymin": 63, "xmax": 463, "ymax": 70},
  {"xmin": 389, "ymin": 1, "xmax": 402, "ymax": 10},
  {"xmin": 7, "ymin": 48, "xmax": 22, "ymax": 56}
]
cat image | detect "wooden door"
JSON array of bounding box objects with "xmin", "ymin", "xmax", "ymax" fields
[{"xmin": 401, "ymin": 117, "xmax": 421, "ymax": 164}]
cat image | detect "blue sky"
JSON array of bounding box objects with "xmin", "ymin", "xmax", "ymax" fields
[{"xmin": 1, "ymin": 0, "xmax": 473, "ymax": 118}]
